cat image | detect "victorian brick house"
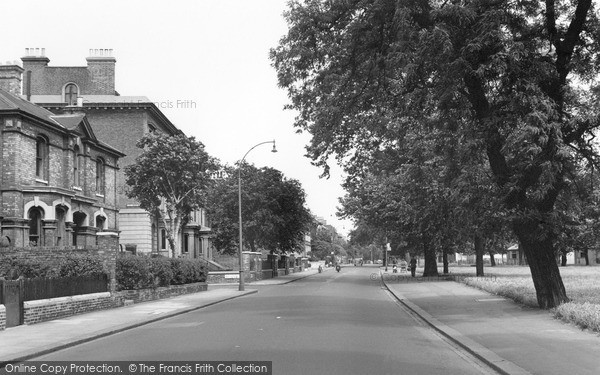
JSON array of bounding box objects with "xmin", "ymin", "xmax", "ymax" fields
[
  {"xmin": 0, "ymin": 83, "xmax": 123, "ymax": 248},
  {"xmin": 12, "ymin": 49, "xmax": 212, "ymax": 258}
]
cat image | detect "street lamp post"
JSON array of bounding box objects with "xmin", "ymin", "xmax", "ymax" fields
[{"xmin": 237, "ymin": 140, "xmax": 277, "ymax": 291}]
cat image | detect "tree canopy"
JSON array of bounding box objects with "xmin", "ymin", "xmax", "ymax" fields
[
  {"xmin": 272, "ymin": 0, "xmax": 600, "ymax": 308},
  {"xmin": 206, "ymin": 164, "xmax": 313, "ymax": 255},
  {"xmin": 125, "ymin": 132, "xmax": 218, "ymax": 257}
]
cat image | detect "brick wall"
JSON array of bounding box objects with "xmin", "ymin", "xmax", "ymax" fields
[
  {"xmin": 114, "ymin": 282, "xmax": 208, "ymax": 304},
  {"xmin": 0, "ymin": 304, "xmax": 5, "ymax": 331},
  {"xmin": 22, "ymin": 59, "xmax": 115, "ymax": 96},
  {"xmin": 23, "ymin": 292, "xmax": 115, "ymax": 325},
  {"xmin": 13, "ymin": 281, "xmax": 209, "ymax": 327},
  {"xmin": 207, "ymin": 271, "xmax": 264, "ymax": 284},
  {"xmin": 83, "ymin": 109, "xmax": 145, "ymax": 207}
]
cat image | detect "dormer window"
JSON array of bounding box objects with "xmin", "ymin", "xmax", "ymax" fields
[{"xmin": 64, "ymin": 83, "xmax": 79, "ymax": 106}]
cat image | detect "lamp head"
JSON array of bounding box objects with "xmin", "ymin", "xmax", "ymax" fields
[{"xmin": 271, "ymin": 140, "xmax": 278, "ymax": 153}]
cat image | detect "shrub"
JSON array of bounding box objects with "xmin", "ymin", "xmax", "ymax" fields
[
  {"xmin": 148, "ymin": 257, "xmax": 173, "ymax": 287},
  {"xmin": 0, "ymin": 255, "xmax": 54, "ymax": 279},
  {"xmin": 170, "ymin": 258, "xmax": 189, "ymax": 285},
  {"xmin": 57, "ymin": 253, "xmax": 106, "ymax": 277},
  {"xmin": 170, "ymin": 258, "xmax": 206, "ymax": 285},
  {"xmin": 115, "ymin": 256, "xmax": 152, "ymax": 290},
  {"xmin": 115, "ymin": 255, "xmax": 207, "ymax": 290}
]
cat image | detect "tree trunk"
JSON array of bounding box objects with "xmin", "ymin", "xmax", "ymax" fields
[
  {"xmin": 160, "ymin": 205, "xmax": 182, "ymax": 258},
  {"xmin": 583, "ymin": 250, "xmax": 590, "ymax": 266},
  {"xmin": 474, "ymin": 233, "xmax": 484, "ymax": 277},
  {"xmin": 518, "ymin": 245, "xmax": 525, "ymax": 265},
  {"xmin": 513, "ymin": 223, "xmax": 569, "ymax": 309},
  {"xmin": 422, "ymin": 235, "xmax": 438, "ymax": 277},
  {"xmin": 442, "ymin": 247, "xmax": 449, "ymax": 274},
  {"xmin": 561, "ymin": 252, "xmax": 567, "ymax": 266},
  {"xmin": 489, "ymin": 251, "xmax": 496, "ymax": 266}
]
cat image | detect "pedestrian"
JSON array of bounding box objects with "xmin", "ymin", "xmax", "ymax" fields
[{"xmin": 410, "ymin": 256, "xmax": 417, "ymax": 277}]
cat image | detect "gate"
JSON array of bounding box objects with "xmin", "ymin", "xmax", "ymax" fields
[{"xmin": 1, "ymin": 279, "xmax": 24, "ymax": 327}]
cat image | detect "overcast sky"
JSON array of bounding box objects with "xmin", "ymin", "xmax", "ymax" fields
[{"xmin": 1, "ymin": 0, "xmax": 353, "ymax": 235}]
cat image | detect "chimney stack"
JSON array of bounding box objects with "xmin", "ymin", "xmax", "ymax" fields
[
  {"xmin": 0, "ymin": 62, "xmax": 24, "ymax": 96},
  {"xmin": 21, "ymin": 47, "xmax": 50, "ymax": 67},
  {"xmin": 86, "ymin": 48, "xmax": 116, "ymax": 95}
]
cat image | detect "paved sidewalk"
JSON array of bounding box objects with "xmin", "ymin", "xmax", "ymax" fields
[
  {"xmin": 0, "ymin": 288, "xmax": 256, "ymax": 365},
  {"xmin": 0, "ymin": 268, "xmax": 320, "ymax": 365},
  {"xmin": 381, "ymin": 271, "xmax": 600, "ymax": 375},
  {"xmin": 251, "ymin": 266, "xmax": 329, "ymax": 285}
]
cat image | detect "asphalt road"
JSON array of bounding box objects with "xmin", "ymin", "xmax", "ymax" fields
[{"xmin": 35, "ymin": 266, "xmax": 494, "ymax": 375}]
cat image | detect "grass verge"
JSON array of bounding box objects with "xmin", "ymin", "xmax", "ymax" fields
[{"xmin": 448, "ymin": 265, "xmax": 600, "ymax": 334}]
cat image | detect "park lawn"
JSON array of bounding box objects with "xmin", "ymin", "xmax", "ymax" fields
[{"xmin": 447, "ymin": 265, "xmax": 600, "ymax": 334}]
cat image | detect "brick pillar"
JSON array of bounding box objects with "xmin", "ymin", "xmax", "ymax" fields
[
  {"xmin": 65, "ymin": 222, "xmax": 74, "ymax": 246},
  {"xmin": 74, "ymin": 226, "xmax": 98, "ymax": 247},
  {"xmin": 42, "ymin": 219, "xmax": 57, "ymax": 246},
  {"xmin": 97, "ymin": 232, "xmax": 119, "ymax": 294},
  {"xmin": 0, "ymin": 218, "xmax": 28, "ymax": 247}
]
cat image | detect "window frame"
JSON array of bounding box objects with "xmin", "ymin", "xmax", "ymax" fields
[
  {"xmin": 96, "ymin": 157, "xmax": 105, "ymax": 196},
  {"xmin": 35, "ymin": 135, "xmax": 49, "ymax": 182},
  {"xmin": 73, "ymin": 145, "xmax": 81, "ymax": 188},
  {"xmin": 28, "ymin": 207, "xmax": 43, "ymax": 246},
  {"xmin": 64, "ymin": 83, "xmax": 79, "ymax": 106}
]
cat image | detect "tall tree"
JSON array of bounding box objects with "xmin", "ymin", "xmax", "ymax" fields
[
  {"xmin": 272, "ymin": 0, "xmax": 600, "ymax": 308},
  {"xmin": 125, "ymin": 132, "xmax": 218, "ymax": 257},
  {"xmin": 206, "ymin": 164, "xmax": 313, "ymax": 255}
]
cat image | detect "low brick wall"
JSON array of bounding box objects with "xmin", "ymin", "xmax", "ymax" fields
[
  {"xmin": 113, "ymin": 282, "xmax": 208, "ymax": 304},
  {"xmin": 23, "ymin": 292, "xmax": 115, "ymax": 325},
  {"xmin": 261, "ymin": 269, "xmax": 273, "ymax": 279},
  {"xmin": 207, "ymin": 271, "xmax": 265, "ymax": 284},
  {"xmin": 207, "ymin": 271, "xmax": 240, "ymax": 284},
  {"xmin": 15, "ymin": 282, "xmax": 208, "ymax": 326},
  {"xmin": 0, "ymin": 304, "xmax": 6, "ymax": 331},
  {"xmin": 278, "ymin": 268, "xmax": 288, "ymax": 276}
]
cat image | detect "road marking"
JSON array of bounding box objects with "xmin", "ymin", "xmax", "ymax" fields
[{"xmin": 475, "ymin": 298, "xmax": 506, "ymax": 302}]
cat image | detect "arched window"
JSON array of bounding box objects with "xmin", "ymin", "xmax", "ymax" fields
[
  {"xmin": 36, "ymin": 136, "xmax": 49, "ymax": 180},
  {"xmin": 96, "ymin": 157, "xmax": 105, "ymax": 195},
  {"xmin": 72, "ymin": 211, "xmax": 86, "ymax": 246},
  {"xmin": 28, "ymin": 207, "xmax": 43, "ymax": 246},
  {"xmin": 64, "ymin": 83, "xmax": 78, "ymax": 106},
  {"xmin": 95, "ymin": 215, "xmax": 106, "ymax": 231}
]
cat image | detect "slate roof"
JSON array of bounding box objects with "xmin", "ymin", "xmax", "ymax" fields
[
  {"xmin": 0, "ymin": 89, "xmax": 124, "ymax": 157},
  {"xmin": 0, "ymin": 89, "xmax": 64, "ymax": 127}
]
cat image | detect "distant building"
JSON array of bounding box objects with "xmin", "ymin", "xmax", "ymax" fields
[
  {"xmin": 11, "ymin": 48, "xmax": 212, "ymax": 257},
  {"xmin": 0, "ymin": 84, "xmax": 123, "ymax": 247}
]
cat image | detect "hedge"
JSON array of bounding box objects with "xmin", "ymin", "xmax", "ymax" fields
[
  {"xmin": 0, "ymin": 253, "xmax": 106, "ymax": 279},
  {"xmin": 115, "ymin": 256, "xmax": 207, "ymax": 290}
]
